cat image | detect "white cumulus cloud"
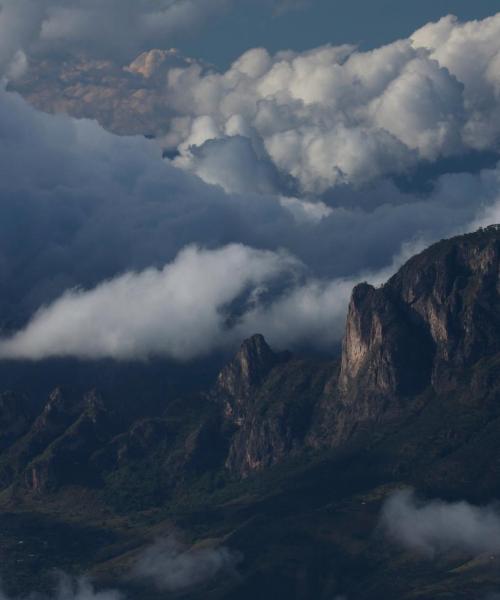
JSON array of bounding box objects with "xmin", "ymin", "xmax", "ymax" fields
[{"xmin": 15, "ymin": 13, "xmax": 500, "ymax": 196}]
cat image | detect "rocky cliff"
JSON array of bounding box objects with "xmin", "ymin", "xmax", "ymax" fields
[
  {"xmin": 1, "ymin": 227, "xmax": 499, "ymax": 490},
  {"xmin": 341, "ymin": 225, "xmax": 500, "ymax": 395},
  {"xmin": 218, "ymin": 336, "xmax": 334, "ymax": 475},
  {"xmin": 220, "ymin": 225, "xmax": 500, "ymax": 474},
  {"xmin": 216, "ymin": 333, "xmax": 285, "ymax": 425}
]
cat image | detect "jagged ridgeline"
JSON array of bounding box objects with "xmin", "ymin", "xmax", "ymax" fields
[{"xmin": 0, "ymin": 225, "xmax": 499, "ymax": 599}]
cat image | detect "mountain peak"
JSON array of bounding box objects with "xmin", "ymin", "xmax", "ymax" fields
[
  {"xmin": 217, "ymin": 334, "xmax": 278, "ymax": 400},
  {"xmin": 340, "ymin": 225, "xmax": 500, "ymax": 400}
]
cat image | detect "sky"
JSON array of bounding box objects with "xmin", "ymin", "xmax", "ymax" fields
[
  {"xmin": 181, "ymin": 0, "xmax": 500, "ymax": 68},
  {"xmin": 0, "ymin": 1, "xmax": 499, "ymax": 361}
]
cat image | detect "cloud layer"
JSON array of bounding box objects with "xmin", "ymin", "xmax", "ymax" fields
[
  {"xmin": 0, "ymin": 0, "xmax": 231, "ymax": 69},
  {"xmin": 0, "ymin": 241, "xmax": 413, "ymax": 361},
  {"xmin": 381, "ymin": 490, "xmax": 500, "ymax": 557},
  {"xmin": 0, "ymin": 12, "xmax": 499, "ymax": 360},
  {"xmin": 11, "ymin": 13, "xmax": 500, "ymax": 196},
  {"xmin": 0, "ymin": 80, "xmax": 499, "ymax": 359},
  {"xmin": 162, "ymin": 12, "xmax": 500, "ymax": 193},
  {"xmin": 0, "ymin": 0, "xmax": 300, "ymax": 71},
  {"xmin": 0, "ymin": 244, "xmax": 298, "ymax": 360}
]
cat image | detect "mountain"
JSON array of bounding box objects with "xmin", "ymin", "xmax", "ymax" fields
[{"xmin": 0, "ymin": 225, "xmax": 499, "ymax": 599}]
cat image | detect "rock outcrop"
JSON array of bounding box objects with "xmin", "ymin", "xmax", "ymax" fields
[
  {"xmin": 340, "ymin": 225, "xmax": 500, "ymax": 397},
  {"xmin": 25, "ymin": 391, "xmax": 112, "ymax": 493},
  {"xmin": 216, "ymin": 334, "xmax": 285, "ymax": 424},
  {"xmin": 339, "ymin": 282, "xmax": 434, "ymax": 397},
  {"xmin": 223, "ymin": 354, "xmax": 334, "ymax": 476},
  {"xmin": 212, "ymin": 334, "xmax": 336, "ymax": 475},
  {"xmin": 219, "ymin": 226, "xmax": 500, "ymax": 475}
]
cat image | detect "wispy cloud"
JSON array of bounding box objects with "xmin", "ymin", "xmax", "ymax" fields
[
  {"xmin": 380, "ymin": 489, "xmax": 500, "ymax": 557},
  {"xmin": 133, "ymin": 536, "xmax": 241, "ymax": 591},
  {"xmin": 0, "ymin": 574, "xmax": 122, "ymax": 600},
  {"xmin": 0, "ymin": 536, "xmax": 241, "ymax": 598}
]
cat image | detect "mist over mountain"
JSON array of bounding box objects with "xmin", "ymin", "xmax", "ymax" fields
[{"xmin": 1, "ymin": 2, "xmax": 500, "ymax": 598}]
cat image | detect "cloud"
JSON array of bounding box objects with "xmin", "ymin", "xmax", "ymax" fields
[
  {"xmin": 380, "ymin": 489, "xmax": 500, "ymax": 557},
  {"xmin": 163, "ymin": 13, "xmax": 500, "ymax": 194},
  {"xmin": 0, "ymin": 575, "xmax": 122, "ymax": 600},
  {"xmin": 0, "ymin": 10, "xmax": 500, "ymax": 360},
  {"xmin": 0, "ymin": 83, "xmax": 499, "ymax": 359},
  {"xmin": 1, "ymin": 537, "xmax": 238, "ymax": 598},
  {"xmin": 278, "ymin": 196, "xmax": 333, "ymax": 224},
  {"xmin": 0, "ymin": 244, "xmax": 299, "ymax": 360},
  {"xmin": 0, "ymin": 0, "xmax": 309, "ymax": 70},
  {"xmin": 0, "ymin": 536, "xmax": 237, "ymax": 597},
  {"xmin": 0, "ymin": 236, "xmax": 430, "ymax": 361},
  {"xmin": 133, "ymin": 536, "xmax": 240, "ymax": 591},
  {"xmin": 174, "ymin": 135, "xmax": 287, "ymax": 195},
  {"xmin": 0, "ymin": 0, "xmax": 233, "ymax": 68},
  {"xmin": 11, "ymin": 13, "xmax": 500, "ymax": 196}
]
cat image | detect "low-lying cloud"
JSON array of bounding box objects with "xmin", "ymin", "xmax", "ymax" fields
[
  {"xmin": 0, "ymin": 575, "xmax": 122, "ymax": 600},
  {"xmin": 0, "ymin": 536, "xmax": 239, "ymax": 598},
  {"xmin": 0, "ymin": 242, "xmax": 410, "ymax": 361},
  {"xmin": 0, "ymin": 244, "xmax": 297, "ymax": 360},
  {"xmin": 380, "ymin": 489, "xmax": 500, "ymax": 557},
  {"xmin": 133, "ymin": 536, "xmax": 240, "ymax": 591}
]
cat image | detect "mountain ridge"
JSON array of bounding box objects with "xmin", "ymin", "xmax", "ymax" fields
[{"xmin": 0, "ymin": 225, "xmax": 499, "ymax": 599}]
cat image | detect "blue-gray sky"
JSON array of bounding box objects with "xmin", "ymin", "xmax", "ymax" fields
[{"xmin": 180, "ymin": 0, "xmax": 500, "ymax": 67}]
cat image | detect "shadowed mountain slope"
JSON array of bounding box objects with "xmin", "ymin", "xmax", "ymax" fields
[{"xmin": 0, "ymin": 225, "xmax": 499, "ymax": 599}]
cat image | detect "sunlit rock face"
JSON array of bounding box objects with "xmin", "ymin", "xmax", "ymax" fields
[{"xmin": 340, "ymin": 225, "xmax": 500, "ymax": 400}]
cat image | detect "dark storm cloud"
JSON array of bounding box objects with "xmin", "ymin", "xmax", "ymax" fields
[
  {"xmin": 0, "ymin": 9, "xmax": 499, "ymax": 359},
  {"xmin": 0, "ymin": 85, "xmax": 498, "ymax": 359}
]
